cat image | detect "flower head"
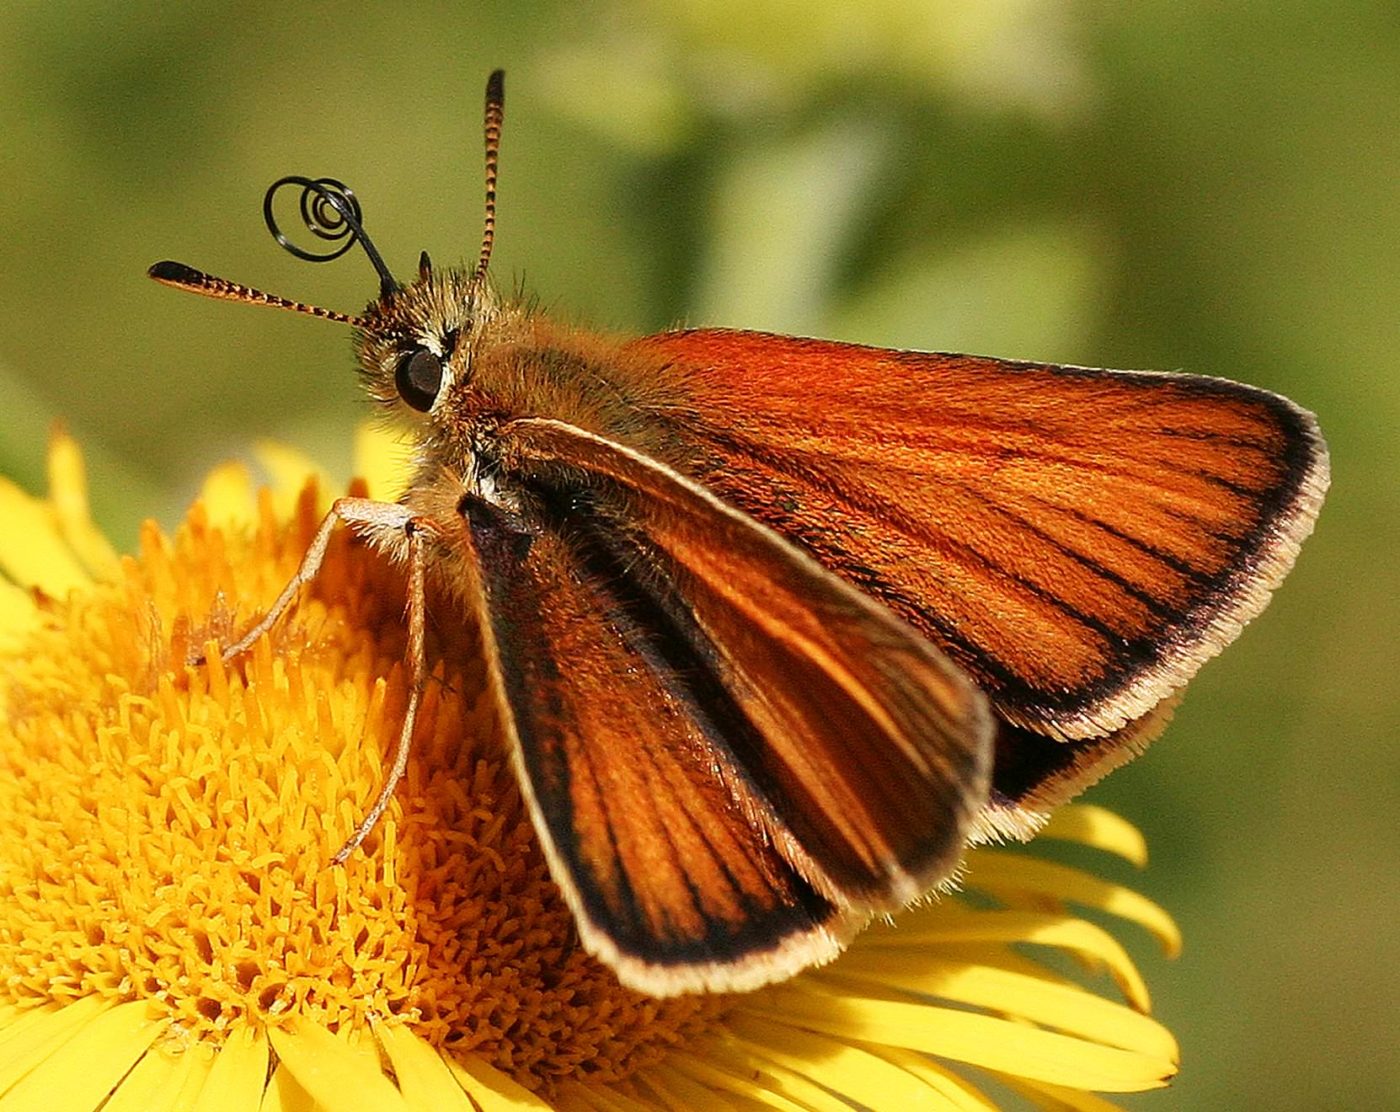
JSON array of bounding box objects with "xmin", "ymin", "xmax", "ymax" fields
[{"xmin": 0, "ymin": 427, "xmax": 1179, "ymax": 1108}]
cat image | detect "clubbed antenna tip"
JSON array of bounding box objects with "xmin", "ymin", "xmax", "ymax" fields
[{"xmin": 474, "ymin": 69, "xmax": 505, "ymax": 284}]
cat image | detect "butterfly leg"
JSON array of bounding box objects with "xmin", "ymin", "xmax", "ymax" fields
[
  {"xmin": 330, "ymin": 509, "xmax": 433, "ymax": 863},
  {"xmin": 192, "ymin": 494, "xmax": 437, "ymax": 863},
  {"xmin": 199, "ymin": 496, "xmax": 414, "ymax": 663}
]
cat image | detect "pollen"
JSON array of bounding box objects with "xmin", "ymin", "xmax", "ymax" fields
[{"xmin": 0, "ymin": 475, "xmax": 725, "ymax": 1092}]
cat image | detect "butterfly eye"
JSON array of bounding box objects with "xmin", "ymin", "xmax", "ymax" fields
[{"xmin": 395, "ymin": 347, "xmax": 444, "ymax": 411}]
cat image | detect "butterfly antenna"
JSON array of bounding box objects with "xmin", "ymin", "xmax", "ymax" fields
[
  {"xmin": 473, "ymin": 69, "xmax": 505, "ymax": 285},
  {"xmin": 147, "ymin": 261, "xmax": 367, "ymax": 325},
  {"xmin": 263, "ymin": 176, "xmax": 398, "ymax": 298}
]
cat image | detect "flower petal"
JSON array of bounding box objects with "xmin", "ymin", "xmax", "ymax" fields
[
  {"xmin": 737, "ymin": 988, "xmax": 1177, "ymax": 1092},
  {"xmin": 637, "ymin": 1063, "xmax": 745, "ymax": 1109},
  {"xmin": 103, "ymin": 1041, "xmax": 215, "ymax": 1111},
  {"xmin": 440, "ymin": 1050, "xmax": 556, "ymax": 1111},
  {"xmin": 0, "ymin": 1000, "xmax": 167, "ymax": 1111},
  {"xmin": 261, "ymin": 1063, "xmax": 316, "ymax": 1111},
  {"xmin": 1036, "ymin": 805, "xmax": 1149, "ymax": 866},
  {"xmin": 0, "ymin": 998, "xmax": 108, "ymax": 1091},
  {"xmin": 353, "ymin": 422, "xmax": 412, "ymax": 502},
  {"xmin": 267, "ymin": 1019, "xmax": 409, "ymax": 1112},
  {"xmin": 809, "ymin": 959, "xmax": 1176, "ymax": 1059},
  {"xmin": 556, "ymin": 1079, "xmax": 651, "ymax": 1110},
  {"xmin": 899, "ymin": 941, "xmax": 1077, "ymax": 987},
  {"xmin": 865, "ymin": 1047, "xmax": 999, "ymax": 1110},
  {"xmin": 47, "ymin": 427, "xmax": 119, "ymax": 581},
  {"xmin": 190, "ymin": 1024, "xmax": 270, "ymax": 1112},
  {"xmin": 666, "ymin": 1049, "xmax": 814, "ymax": 1112},
  {"xmin": 372, "ymin": 1022, "xmax": 477, "ymax": 1111},
  {"xmin": 0, "ymin": 576, "xmax": 40, "ymax": 651},
  {"xmin": 963, "ymin": 852, "xmax": 1183, "ymax": 957},
  {"xmin": 196, "ymin": 461, "xmax": 259, "ymax": 530},
  {"xmin": 1000, "ymin": 1074, "xmax": 1135, "ymax": 1111},
  {"xmin": 682, "ymin": 1039, "xmax": 854, "ymax": 1112},
  {"xmin": 865, "ymin": 909, "xmax": 1153, "ymax": 1011},
  {"xmin": 0, "ymin": 475, "xmax": 91, "ymax": 597},
  {"xmin": 252, "ymin": 441, "xmax": 333, "ymax": 518},
  {"xmin": 729, "ymin": 1014, "xmax": 979, "ymax": 1107}
]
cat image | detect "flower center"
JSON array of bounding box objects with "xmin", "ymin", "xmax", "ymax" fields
[{"xmin": 0, "ymin": 485, "xmax": 727, "ymax": 1091}]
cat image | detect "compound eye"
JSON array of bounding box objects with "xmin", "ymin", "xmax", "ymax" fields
[{"xmin": 395, "ymin": 347, "xmax": 443, "ymax": 411}]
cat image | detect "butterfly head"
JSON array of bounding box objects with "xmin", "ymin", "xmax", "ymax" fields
[
  {"xmin": 352, "ymin": 252, "xmax": 504, "ymax": 420},
  {"xmin": 147, "ymin": 70, "xmax": 510, "ymax": 428}
]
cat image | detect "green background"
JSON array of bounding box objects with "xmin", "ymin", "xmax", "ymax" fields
[{"xmin": 1, "ymin": 4, "xmax": 1394, "ymax": 1107}]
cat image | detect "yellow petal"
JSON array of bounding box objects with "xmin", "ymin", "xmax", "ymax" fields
[
  {"xmin": 267, "ymin": 1019, "xmax": 409, "ymax": 1112},
  {"xmin": 964, "ymin": 851, "xmax": 1183, "ymax": 957},
  {"xmin": 737, "ymin": 989, "xmax": 1176, "ymax": 1093},
  {"xmin": 0, "ymin": 577, "xmax": 41, "ymax": 655},
  {"xmin": 809, "ymin": 960, "xmax": 1176, "ymax": 1059},
  {"xmin": 0, "ymin": 475, "xmax": 91, "ymax": 598},
  {"xmin": 103, "ymin": 1040, "xmax": 215, "ymax": 1112},
  {"xmin": 866, "ymin": 1047, "xmax": 999, "ymax": 1110},
  {"xmin": 666, "ymin": 1049, "xmax": 813, "ymax": 1112},
  {"xmin": 1037, "ymin": 805, "xmax": 1149, "ymax": 866},
  {"xmin": 867, "ymin": 908, "xmax": 1152, "ymax": 1011},
  {"xmin": 252, "ymin": 441, "xmax": 332, "ymax": 518},
  {"xmin": 46, "ymin": 426, "xmax": 119, "ymax": 581},
  {"xmin": 730, "ymin": 1014, "xmax": 977, "ymax": 1107},
  {"xmin": 904, "ymin": 941, "xmax": 1078, "ymax": 988},
  {"xmin": 353, "ymin": 422, "xmax": 412, "ymax": 502},
  {"xmin": 93, "ymin": 1045, "xmax": 178, "ymax": 1112},
  {"xmin": 550, "ymin": 1083, "xmax": 599, "ymax": 1111},
  {"xmin": 341, "ymin": 1026, "xmax": 391, "ymax": 1078},
  {"xmin": 440, "ymin": 1050, "xmax": 556, "ymax": 1110},
  {"xmin": 684, "ymin": 1039, "xmax": 853, "ymax": 1112},
  {"xmin": 260, "ymin": 1063, "xmax": 317, "ymax": 1111},
  {"xmin": 372, "ymin": 1022, "xmax": 476, "ymax": 1111},
  {"xmin": 0, "ymin": 1000, "xmax": 167, "ymax": 1111},
  {"xmin": 555, "ymin": 1079, "xmax": 650, "ymax": 1111},
  {"xmin": 1001, "ymin": 1073, "xmax": 1134, "ymax": 1110},
  {"xmin": 191, "ymin": 1024, "xmax": 270, "ymax": 1112},
  {"xmin": 0, "ymin": 1007, "xmax": 22, "ymax": 1038},
  {"xmin": 639, "ymin": 1063, "xmax": 744, "ymax": 1109},
  {"xmin": 196, "ymin": 461, "xmax": 259, "ymax": 531},
  {"xmin": 174, "ymin": 1044, "xmax": 220, "ymax": 1104},
  {"xmin": 0, "ymin": 998, "xmax": 108, "ymax": 1092}
]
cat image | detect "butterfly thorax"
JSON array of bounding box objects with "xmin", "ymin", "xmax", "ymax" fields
[{"xmin": 356, "ymin": 269, "xmax": 699, "ymax": 512}]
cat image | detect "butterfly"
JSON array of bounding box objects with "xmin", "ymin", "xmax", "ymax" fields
[{"xmin": 149, "ymin": 70, "xmax": 1328, "ymax": 996}]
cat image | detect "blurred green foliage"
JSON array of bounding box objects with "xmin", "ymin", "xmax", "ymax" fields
[{"xmin": 1, "ymin": 3, "xmax": 1395, "ymax": 1107}]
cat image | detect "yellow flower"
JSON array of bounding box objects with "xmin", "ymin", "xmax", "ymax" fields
[{"xmin": 0, "ymin": 427, "xmax": 1180, "ymax": 1109}]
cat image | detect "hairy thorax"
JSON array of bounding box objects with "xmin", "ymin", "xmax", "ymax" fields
[{"xmin": 355, "ymin": 271, "xmax": 702, "ymax": 521}]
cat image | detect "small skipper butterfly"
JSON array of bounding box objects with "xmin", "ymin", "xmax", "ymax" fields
[{"xmin": 150, "ymin": 70, "xmax": 1328, "ymax": 996}]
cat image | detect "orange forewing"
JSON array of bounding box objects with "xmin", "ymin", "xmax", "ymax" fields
[
  {"xmin": 456, "ymin": 417, "xmax": 991, "ymax": 994},
  {"xmin": 633, "ymin": 329, "xmax": 1328, "ymax": 822}
]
